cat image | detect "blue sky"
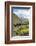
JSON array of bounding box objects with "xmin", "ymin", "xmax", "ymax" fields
[{"xmin": 12, "ymin": 7, "xmax": 31, "ymax": 18}]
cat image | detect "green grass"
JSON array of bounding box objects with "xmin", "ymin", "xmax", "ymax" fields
[{"xmin": 13, "ymin": 25, "xmax": 29, "ymax": 36}]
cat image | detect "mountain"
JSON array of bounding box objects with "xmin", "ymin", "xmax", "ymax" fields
[
  {"xmin": 13, "ymin": 13, "xmax": 29, "ymax": 25},
  {"xmin": 12, "ymin": 13, "xmax": 29, "ymax": 36},
  {"xmin": 13, "ymin": 13, "xmax": 21, "ymax": 25}
]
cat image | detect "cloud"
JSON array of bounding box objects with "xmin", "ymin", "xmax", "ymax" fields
[{"xmin": 13, "ymin": 8, "xmax": 31, "ymax": 18}]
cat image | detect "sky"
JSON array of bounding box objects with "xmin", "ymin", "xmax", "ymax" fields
[{"xmin": 12, "ymin": 7, "xmax": 32, "ymax": 19}]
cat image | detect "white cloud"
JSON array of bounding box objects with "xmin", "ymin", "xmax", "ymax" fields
[{"xmin": 13, "ymin": 8, "xmax": 32, "ymax": 18}]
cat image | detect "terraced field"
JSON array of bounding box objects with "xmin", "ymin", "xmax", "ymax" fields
[{"xmin": 13, "ymin": 24, "xmax": 29, "ymax": 36}]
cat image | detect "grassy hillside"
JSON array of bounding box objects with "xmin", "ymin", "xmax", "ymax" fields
[
  {"xmin": 12, "ymin": 13, "xmax": 29, "ymax": 36},
  {"xmin": 13, "ymin": 14, "xmax": 21, "ymax": 25}
]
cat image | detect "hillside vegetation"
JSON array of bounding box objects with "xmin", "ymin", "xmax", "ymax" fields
[{"xmin": 12, "ymin": 13, "xmax": 29, "ymax": 36}]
